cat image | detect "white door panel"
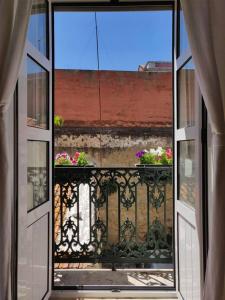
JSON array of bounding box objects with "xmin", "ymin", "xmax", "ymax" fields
[
  {"xmin": 17, "ymin": 1, "xmax": 52, "ymax": 299},
  {"xmin": 27, "ymin": 214, "xmax": 49, "ymax": 300},
  {"xmin": 175, "ymin": 1, "xmax": 203, "ymax": 299},
  {"xmin": 177, "ymin": 214, "xmax": 201, "ymax": 300}
]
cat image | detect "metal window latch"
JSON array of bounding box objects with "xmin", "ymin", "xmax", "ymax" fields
[{"xmin": 112, "ymin": 289, "xmax": 121, "ymax": 293}]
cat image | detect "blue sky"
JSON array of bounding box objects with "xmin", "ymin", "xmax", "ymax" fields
[{"xmin": 54, "ymin": 10, "xmax": 172, "ymax": 71}]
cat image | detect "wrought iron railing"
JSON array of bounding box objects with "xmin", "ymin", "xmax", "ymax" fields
[{"xmin": 54, "ymin": 166, "xmax": 173, "ymax": 265}]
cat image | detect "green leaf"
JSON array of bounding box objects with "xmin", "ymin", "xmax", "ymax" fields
[
  {"xmin": 54, "ymin": 115, "xmax": 64, "ymax": 127},
  {"xmin": 77, "ymin": 152, "xmax": 89, "ymax": 166}
]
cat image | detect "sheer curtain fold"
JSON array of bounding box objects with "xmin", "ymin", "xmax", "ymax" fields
[
  {"xmin": 181, "ymin": 0, "xmax": 225, "ymax": 299},
  {"xmin": 0, "ymin": 1, "xmax": 31, "ymax": 299}
]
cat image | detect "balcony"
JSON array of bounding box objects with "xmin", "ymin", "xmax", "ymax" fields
[{"xmin": 54, "ymin": 165, "xmax": 174, "ymax": 288}]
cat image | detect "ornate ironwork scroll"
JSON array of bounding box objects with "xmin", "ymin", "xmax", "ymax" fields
[{"xmin": 54, "ymin": 166, "xmax": 173, "ymax": 264}]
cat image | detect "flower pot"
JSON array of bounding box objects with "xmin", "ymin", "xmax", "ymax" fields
[
  {"xmin": 135, "ymin": 164, "xmax": 172, "ymax": 183},
  {"xmin": 54, "ymin": 165, "xmax": 95, "ymax": 184}
]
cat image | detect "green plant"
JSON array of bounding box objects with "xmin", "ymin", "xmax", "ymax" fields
[
  {"xmin": 77, "ymin": 152, "xmax": 89, "ymax": 166},
  {"xmin": 55, "ymin": 152, "xmax": 72, "ymax": 166},
  {"xmin": 140, "ymin": 153, "xmax": 155, "ymax": 164},
  {"xmin": 136, "ymin": 147, "xmax": 172, "ymax": 165},
  {"xmin": 54, "ymin": 115, "xmax": 64, "ymax": 127},
  {"xmin": 160, "ymin": 152, "xmax": 172, "ymax": 165},
  {"xmin": 55, "ymin": 151, "xmax": 90, "ymax": 166}
]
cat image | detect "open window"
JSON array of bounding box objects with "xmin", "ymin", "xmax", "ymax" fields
[
  {"xmin": 15, "ymin": 1, "xmax": 206, "ymax": 299},
  {"xmin": 53, "ymin": 3, "xmax": 174, "ymax": 292}
]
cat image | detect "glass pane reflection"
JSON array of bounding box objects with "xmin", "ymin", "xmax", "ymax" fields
[
  {"xmin": 178, "ymin": 140, "xmax": 196, "ymax": 207},
  {"xmin": 27, "ymin": 141, "xmax": 48, "ymax": 211},
  {"xmin": 28, "ymin": 0, "xmax": 48, "ymax": 56},
  {"xmin": 179, "ymin": 2, "xmax": 189, "ymax": 55},
  {"xmin": 178, "ymin": 59, "xmax": 196, "ymax": 128},
  {"xmin": 27, "ymin": 57, "xmax": 48, "ymax": 129}
]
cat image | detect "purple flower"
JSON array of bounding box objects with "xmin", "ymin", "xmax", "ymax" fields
[{"xmin": 136, "ymin": 150, "xmax": 146, "ymax": 158}]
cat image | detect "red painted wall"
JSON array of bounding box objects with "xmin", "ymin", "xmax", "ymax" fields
[{"xmin": 55, "ymin": 69, "xmax": 172, "ymax": 128}]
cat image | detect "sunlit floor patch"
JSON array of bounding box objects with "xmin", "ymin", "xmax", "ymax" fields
[{"xmin": 54, "ymin": 268, "xmax": 174, "ymax": 288}]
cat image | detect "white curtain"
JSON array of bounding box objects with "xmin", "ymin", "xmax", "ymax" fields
[
  {"xmin": 0, "ymin": 0, "xmax": 32, "ymax": 299},
  {"xmin": 181, "ymin": 1, "xmax": 225, "ymax": 299}
]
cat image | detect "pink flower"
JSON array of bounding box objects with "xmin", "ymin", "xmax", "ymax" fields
[
  {"xmin": 74, "ymin": 152, "xmax": 80, "ymax": 159},
  {"xmin": 71, "ymin": 158, "xmax": 77, "ymax": 165},
  {"xmin": 67, "ymin": 151, "xmax": 81, "ymax": 165},
  {"xmin": 166, "ymin": 148, "xmax": 172, "ymax": 159},
  {"xmin": 55, "ymin": 152, "xmax": 70, "ymax": 160}
]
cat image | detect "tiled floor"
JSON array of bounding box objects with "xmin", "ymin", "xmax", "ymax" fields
[
  {"xmin": 50, "ymin": 298, "xmax": 176, "ymax": 300},
  {"xmin": 54, "ymin": 269, "xmax": 174, "ymax": 288},
  {"xmin": 50, "ymin": 292, "xmax": 177, "ymax": 300}
]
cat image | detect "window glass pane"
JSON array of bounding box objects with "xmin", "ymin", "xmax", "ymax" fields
[
  {"xmin": 178, "ymin": 140, "xmax": 196, "ymax": 207},
  {"xmin": 27, "ymin": 57, "xmax": 48, "ymax": 129},
  {"xmin": 28, "ymin": 0, "xmax": 48, "ymax": 56},
  {"xmin": 178, "ymin": 59, "xmax": 196, "ymax": 128},
  {"xmin": 179, "ymin": 2, "xmax": 189, "ymax": 55},
  {"xmin": 27, "ymin": 141, "xmax": 48, "ymax": 211}
]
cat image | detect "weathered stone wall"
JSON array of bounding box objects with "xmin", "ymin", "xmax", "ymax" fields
[
  {"xmin": 55, "ymin": 127, "xmax": 172, "ymax": 167},
  {"xmin": 54, "ymin": 69, "xmax": 173, "ymax": 166},
  {"xmin": 54, "ymin": 68, "xmax": 173, "ymax": 258}
]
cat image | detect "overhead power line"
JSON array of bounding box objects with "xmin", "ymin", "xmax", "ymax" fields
[{"xmin": 94, "ymin": 12, "xmax": 103, "ymax": 165}]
